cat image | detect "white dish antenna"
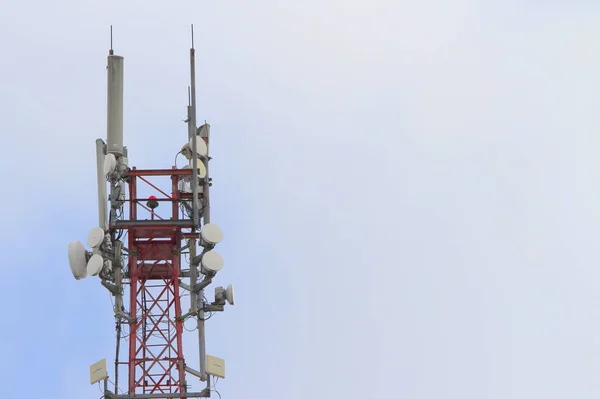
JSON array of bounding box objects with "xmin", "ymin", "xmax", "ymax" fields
[
  {"xmin": 87, "ymin": 227, "xmax": 105, "ymax": 249},
  {"xmin": 181, "ymin": 137, "xmax": 207, "ymax": 160},
  {"xmin": 201, "ymin": 223, "xmax": 223, "ymax": 246},
  {"xmin": 103, "ymin": 153, "xmax": 117, "ymax": 175},
  {"xmin": 183, "ymin": 161, "xmax": 207, "ymax": 179},
  {"xmin": 201, "ymin": 251, "xmax": 224, "ymax": 273},
  {"xmin": 196, "ymin": 161, "xmax": 207, "ymax": 179},
  {"xmin": 87, "ymin": 254, "xmax": 104, "ymax": 276},
  {"xmin": 68, "ymin": 241, "xmax": 88, "ymax": 280},
  {"xmin": 189, "ymin": 136, "xmax": 208, "ymax": 158},
  {"xmin": 225, "ymin": 284, "xmax": 235, "ymax": 305}
]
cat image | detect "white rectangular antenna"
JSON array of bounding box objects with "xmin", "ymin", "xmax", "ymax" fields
[
  {"xmin": 206, "ymin": 355, "xmax": 226, "ymax": 379},
  {"xmin": 89, "ymin": 358, "xmax": 108, "ymax": 385}
]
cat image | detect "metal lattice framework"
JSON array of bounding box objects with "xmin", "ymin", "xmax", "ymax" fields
[
  {"xmin": 73, "ymin": 32, "xmax": 227, "ymax": 399},
  {"xmin": 115, "ymin": 167, "xmax": 195, "ymax": 396}
]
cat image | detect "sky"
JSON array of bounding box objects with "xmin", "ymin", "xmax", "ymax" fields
[{"xmin": 1, "ymin": 0, "xmax": 600, "ymax": 398}]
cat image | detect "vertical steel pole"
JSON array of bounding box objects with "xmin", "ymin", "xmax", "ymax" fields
[
  {"xmin": 197, "ymin": 130, "xmax": 210, "ymax": 384},
  {"xmin": 188, "ymin": 26, "xmax": 207, "ymax": 381},
  {"xmin": 128, "ymin": 173, "xmax": 138, "ymax": 394}
]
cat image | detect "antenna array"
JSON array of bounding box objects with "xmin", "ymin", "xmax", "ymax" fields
[{"xmin": 68, "ymin": 26, "xmax": 233, "ymax": 399}]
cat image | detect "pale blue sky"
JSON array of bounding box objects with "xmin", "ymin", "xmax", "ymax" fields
[{"xmin": 1, "ymin": 0, "xmax": 600, "ymax": 398}]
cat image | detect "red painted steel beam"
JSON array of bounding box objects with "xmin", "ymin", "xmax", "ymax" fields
[
  {"xmin": 113, "ymin": 220, "xmax": 193, "ymax": 229},
  {"xmin": 127, "ymin": 167, "xmax": 192, "ymax": 177}
]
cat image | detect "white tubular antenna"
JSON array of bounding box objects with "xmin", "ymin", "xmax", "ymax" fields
[
  {"xmin": 96, "ymin": 139, "xmax": 108, "ymax": 230},
  {"xmin": 107, "ymin": 54, "xmax": 124, "ymax": 156}
]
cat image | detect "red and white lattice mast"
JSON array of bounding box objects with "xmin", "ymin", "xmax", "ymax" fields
[{"xmin": 68, "ymin": 26, "xmax": 233, "ymax": 399}]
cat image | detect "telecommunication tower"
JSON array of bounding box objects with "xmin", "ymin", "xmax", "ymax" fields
[{"xmin": 67, "ymin": 26, "xmax": 233, "ymax": 399}]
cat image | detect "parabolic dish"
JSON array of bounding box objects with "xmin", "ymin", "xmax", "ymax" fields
[
  {"xmin": 201, "ymin": 223, "xmax": 223, "ymax": 245},
  {"xmin": 87, "ymin": 227, "xmax": 105, "ymax": 248},
  {"xmin": 201, "ymin": 251, "xmax": 224, "ymax": 273},
  {"xmin": 68, "ymin": 241, "xmax": 88, "ymax": 280},
  {"xmin": 226, "ymin": 284, "xmax": 235, "ymax": 305},
  {"xmin": 103, "ymin": 153, "xmax": 117, "ymax": 175},
  {"xmin": 189, "ymin": 136, "xmax": 208, "ymax": 158},
  {"xmin": 87, "ymin": 254, "xmax": 104, "ymax": 276},
  {"xmin": 198, "ymin": 161, "xmax": 207, "ymax": 179},
  {"xmin": 187, "ymin": 159, "xmax": 207, "ymax": 179}
]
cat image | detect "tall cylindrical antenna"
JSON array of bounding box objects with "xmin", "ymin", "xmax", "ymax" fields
[{"xmin": 107, "ymin": 52, "xmax": 124, "ymax": 156}]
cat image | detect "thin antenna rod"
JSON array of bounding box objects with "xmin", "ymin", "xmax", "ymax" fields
[
  {"xmin": 109, "ymin": 25, "xmax": 114, "ymax": 55},
  {"xmin": 189, "ymin": 23, "xmax": 200, "ymax": 227},
  {"xmin": 191, "ymin": 24, "xmax": 195, "ymax": 49}
]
